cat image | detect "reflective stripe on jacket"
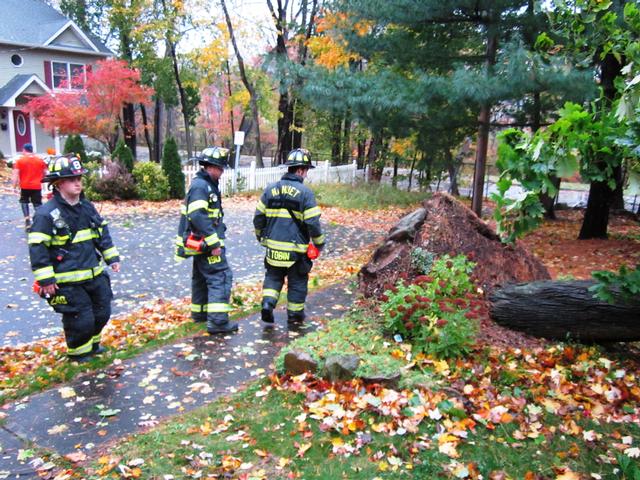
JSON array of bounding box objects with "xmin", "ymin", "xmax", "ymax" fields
[
  {"xmin": 28, "ymin": 191, "xmax": 120, "ymax": 285},
  {"xmin": 176, "ymin": 170, "xmax": 226, "ymax": 258},
  {"xmin": 253, "ymin": 173, "xmax": 325, "ymax": 268}
]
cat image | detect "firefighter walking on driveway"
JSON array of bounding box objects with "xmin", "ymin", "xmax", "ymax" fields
[
  {"xmin": 28, "ymin": 155, "xmax": 120, "ymax": 362},
  {"xmin": 253, "ymin": 148, "xmax": 325, "ymax": 325},
  {"xmin": 176, "ymin": 147, "xmax": 237, "ymax": 335}
]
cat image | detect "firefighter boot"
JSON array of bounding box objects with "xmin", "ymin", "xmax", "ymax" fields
[
  {"xmin": 208, "ymin": 321, "xmax": 239, "ymax": 335},
  {"xmin": 287, "ymin": 310, "xmax": 305, "ymax": 324},
  {"xmin": 261, "ymin": 299, "xmax": 274, "ymax": 325}
]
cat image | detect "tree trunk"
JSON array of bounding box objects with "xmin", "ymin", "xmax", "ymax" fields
[
  {"xmin": 471, "ymin": 26, "xmax": 498, "ymax": 216},
  {"xmin": 341, "ymin": 109, "xmax": 352, "ymax": 164},
  {"xmin": 153, "ymin": 97, "xmax": 164, "ymax": 163},
  {"xmin": 140, "ymin": 103, "xmax": 154, "ymax": 162},
  {"xmin": 541, "ymin": 176, "xmax": 561, "ymax": 220},
  {"xmin": 367, "ymin": 132, "xmax": 383, "ymax": 182},
  {"xmin": 445, "ymin": 149, "xmax": 460, "ymax": 196},
  {"xmin": 167, "ymin": 38, "xmax": 193, "ymax": 158},
  {"xmin": 407, "ymin": 152, "xmax": 417, "ymax": 192},
  {"xmin": 222, "ymin": 0, "xmax": 263, "ymax": 168},
  {"xmin": 489, "ymin": 280, "xmax": 640, "ymax": 342},
  {"xmin": 331, "ymin": 114, "xmax": 342, "ymax": 163},
  {"xmin": 392, "ymin": 156, "xmax": 399, "ymax": 187},
  {"xmin": 357, "ymin": 139, "xmax": 366, "ymax": 169},
  {"xmin": 579, "ymin": 179, "xmax": 613, "ymax": 239}
]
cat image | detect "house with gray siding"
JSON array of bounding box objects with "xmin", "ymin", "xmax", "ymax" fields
[{"xmin": 0, "ymin": 0, "xmax": 111, "ymax": 158}]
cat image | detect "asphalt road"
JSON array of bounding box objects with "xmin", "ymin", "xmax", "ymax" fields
[{"xmin": 0, "ymin": 194, "xmax": 376, "ymax": 346}]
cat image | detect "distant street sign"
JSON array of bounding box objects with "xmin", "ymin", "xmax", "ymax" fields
[{"xmin": 234, "ymin": 131, "xmax": 245, "ymax": 146}]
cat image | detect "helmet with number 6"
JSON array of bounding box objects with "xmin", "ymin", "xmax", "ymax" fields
[{"xmin": 42, "ymin": 155, "xmax": 89, "ymax": 183}]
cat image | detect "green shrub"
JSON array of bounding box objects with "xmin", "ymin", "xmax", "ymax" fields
[
  {"xmin": 381, "ymin": 254, "xmax": 479, "ymax": 359},
  {"xmin": 112, "ymin": 138, "xmax": 134, "ymax": 173},
  {"xmin": 161, "ymin": 137, "xmax": 185, "ymax": 199},
  {"xmin": 133, "ymin": 162, "xmax": 170, "ymax": 201},
  {"xmin": 63, "ymin": 134, "xmax": 87, "ymax": 163},
  {"xmin": 92, "ymin": 160, "xmax": 137, "ymax": 200},
  {"xmin": 81, "ymin": 159, "xmax": 103, "ymax": 201}
]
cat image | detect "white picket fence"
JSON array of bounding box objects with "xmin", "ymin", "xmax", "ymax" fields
[{"xmin": 183, "ymin": 160, "xmax": 360, "ymax": 195}]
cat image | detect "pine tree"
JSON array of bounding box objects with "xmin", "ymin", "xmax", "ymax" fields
[
  {"xmin": 112, "ymin": 138, "xmax": 134, "ymax": 173},
  {"xmin": 162, "ymin": 137, "xmax": 185, "ymax": 199},
  {"xmin": 63, "ymin": 134, "xmax": 87, "ymax": 163}
]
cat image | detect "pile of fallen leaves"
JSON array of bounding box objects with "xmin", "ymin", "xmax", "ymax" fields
[{"xmin": 272, "ymin": 339, "xmax": 640, "ymax": 478}]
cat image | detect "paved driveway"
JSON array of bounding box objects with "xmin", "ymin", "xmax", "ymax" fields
[{"xmin": 0, "ymin": 194, "xmax": 376, "ymax": 345}]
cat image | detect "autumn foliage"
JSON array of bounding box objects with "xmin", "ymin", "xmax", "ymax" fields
[{"xmin": 25, "ymin": 59, "xmax": 154, "ymax": 150}]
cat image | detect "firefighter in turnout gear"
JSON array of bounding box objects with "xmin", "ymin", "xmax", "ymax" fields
[
  {"xmin": 176, "ymin": 146, "xmax": 237, "ymax": 334},
  {"xmin": 253, "ymin": 148, "xmax": 325, "ymax": 324},
  {"xmin": 28, "ymin": 155, "xmax": 120, "ymax": 362}
]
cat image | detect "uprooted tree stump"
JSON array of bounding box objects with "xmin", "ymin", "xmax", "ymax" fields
[
  {"xmin": 359, "ymin": 193, "xmax": 550, "ymax": 297},
  {"xmin": 489, "ymin": 280, "xmax": 640, "ymax": 342}
]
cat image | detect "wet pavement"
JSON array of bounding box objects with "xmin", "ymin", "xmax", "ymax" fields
[
  {"xmin": 0, "ymin": 194, "xmax": 376, "ymax": 345},
  {"xmin": 0, "ymin": 282, "xmax": 354, "ymax": 476}
]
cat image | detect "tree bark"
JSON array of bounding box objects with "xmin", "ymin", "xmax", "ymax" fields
[
  {"xmin": 341, "ymin": 109, "xmax": 352, "ymax": 165},
  {"xmin": 471, "ymin": 24, "xmax": 498, "ymax": 216},
  {"xmin": 579, "ymin": 180, "xmax": 612, "ymax": 239},
  {"xmin": 445, "ymin": 149, "xmax": 460, "ymax": 196},
  {"xmin": 221, "ymin": 0, "xmax": 263, "ymax": 167},
  {"xmin": 489, "ymin": 280, "xmax": 640, "ymax": 342},
  {"xmin": 140, "ymin": 103, "xmax": 154, "ymax": 162},
  {"xmin": 331, "ymin": 114, "xmax": 342, "ymax": 163},
  {"xmin": 167, "ymin": 38, "xmax": 193, "ymax": 158},
  {"xmin": 153, "ymin": 97, "xmax": 164, "ymax": 163}
]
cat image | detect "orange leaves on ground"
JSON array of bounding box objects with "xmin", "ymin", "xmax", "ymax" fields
[{"xmin": 521, "ymin": 210, "xmax": 640, "ymax": 279}]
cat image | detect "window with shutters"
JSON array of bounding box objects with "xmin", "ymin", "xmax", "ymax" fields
[{"xmin": 51, "ymin": 61, "xmax": 86, "ymax": 89}]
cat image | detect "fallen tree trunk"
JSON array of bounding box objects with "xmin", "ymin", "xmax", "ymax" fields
[{"xmin": 489, "ymin": 280, "xmax": 640, "ymax": 342}]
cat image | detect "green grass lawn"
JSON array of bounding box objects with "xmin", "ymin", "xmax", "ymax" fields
[{"xmin": 312, "ymin": 182, "xmax": 428, "ymax": 210}]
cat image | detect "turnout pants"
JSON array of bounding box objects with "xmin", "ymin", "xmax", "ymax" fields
[
  {"xmin": 262, "ymin": 257, "xmax": 312, "ymax": 318},
  {"xmin": 191, "ymin": 248, "xmax": 233, "ymax": 329},
  {"xmin": 47, "ymin": 273, "xmax": 113, "ymax": 357}
]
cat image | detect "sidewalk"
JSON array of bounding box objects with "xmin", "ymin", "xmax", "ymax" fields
[{"xmin": 0, "ymin": 282, "xmax": 355, "ymax": 476}]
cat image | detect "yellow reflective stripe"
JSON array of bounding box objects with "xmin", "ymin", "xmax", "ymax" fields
[
  {"xmin": 55, "ymin": 266, "xmax": 104, "ymax": 284},
  {"xmin": 51, "ymin": 236, "xmax": 70, "ymax": 245},
  {"xmin": 207, "ymin": 209, "xmax": 222, "ymax": 218},
  {"xmin": 28, "ymin": 232, "xmax": 52, "ymax": 245},
  {"xmin": 191, "ymin": 304, "xmax": 203, "ymax": 313},
  {"xmin": 102, "ymin": 246, "xmax": 119, "ymax": 260},
  {"xmin": 312, "ymin": 234, "xmax": 325, "ymax": 244},
  {"xmin": 91, "ymin": 334, "xmax": 101, "ymax": 344},
  {"xmin": 175, "ymin": 235, "xmax": 185, "ymax": 246},
  {"xmin": 33, "ymin": 266, "xmax": 55, "ymax": 281},
  {"xmin": 266, "ymin": 258, "xmax": 295, "ymax": 268},
  {"xmin": 204, "ymin": 233, "xmax": 220, "ymax": 245},
  {"xmin": 72, "ymin": 228, "xmax": 99, "ymax": 243},
  {"xmin": 180, "ymin": 205, "xmax": 187, "ymax": 214},
  {"xmin": 264, "ymin": 238, "xmax": 307, "ymax": 253},
  {"xmin": 67, "ymin": 339, "xmax": 92, "ymax": 356},
  {"xmin": 256, "ymin": 200, "xmax": 266, "ymax": 213},
  {"xmin": 303, "ymin": 206, "xmax": 321, "ymax": 220},
  {"xmin": 204, "ymin": 303, "xmax": 231, "ymax": 312},
  {"xmin": 287, "ymin": 302, "xmax": 305, "ymax": 312},
  {"xmin": 187, "ymin": 200, "xmax": 209, "ymax": 214},
  {"xmin": 263, "ymin": 288, "xmax": 280, "ymax": 299},
  {"xmin": 265, "ymin": 208, "xmax": 302, "ymax": 220}
]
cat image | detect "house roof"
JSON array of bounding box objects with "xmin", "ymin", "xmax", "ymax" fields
[
  {"xmin": 0, "ymin": 74, "xmax": 49, "ymax": 107},
  {"xmin": 1, "ymin": 0, "xmax": 111, "ymax": 55}
]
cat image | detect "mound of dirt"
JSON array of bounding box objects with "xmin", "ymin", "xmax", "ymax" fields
[{"xmin": 358, "ymin": 193, "xmax": 550, "ymax": 297}]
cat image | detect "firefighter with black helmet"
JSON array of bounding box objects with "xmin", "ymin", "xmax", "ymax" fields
[
  {"xmin": 176, "ymin": 146, "xmax": 237, "ymax": 334},
  {"xmin": 28, "ymin": 155, "xmax": 120, "ymax": 362},
  {"xmin": 253, "ymin": 148, "xmax": 325, "ymax": 325}
]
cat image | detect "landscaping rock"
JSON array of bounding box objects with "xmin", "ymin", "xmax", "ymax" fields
[
  {"xmin": 361, "ymin": 371, "xmax": 402, "ymax": 389},
  {"xmin": 359, "ymin": 193, "xmax": 550, "ymax": 297},
  {"xmin": 322, "ymin": 355, "xmax": 360, "ymax": 381},
  {"xmin": 284, "ymin": 350, "xmax": 318, "ymax": 375}
]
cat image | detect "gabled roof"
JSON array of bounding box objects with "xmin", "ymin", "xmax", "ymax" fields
[
  {"xmin": 1, "ymin": 0, "xmax": 111, "ymax": 55},
  {"xmin": 0, "ymin": 74, "xmax": 50, "ymax": 107}
]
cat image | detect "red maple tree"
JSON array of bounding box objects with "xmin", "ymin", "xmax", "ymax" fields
[{"xmin": 25, "ymin": 59, "xmax": 153, "ymax": 151}]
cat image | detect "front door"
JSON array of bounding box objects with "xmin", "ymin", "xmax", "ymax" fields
[{"xmin": 13, "ymin": 110, "xmax": 31, "ymax": 152}]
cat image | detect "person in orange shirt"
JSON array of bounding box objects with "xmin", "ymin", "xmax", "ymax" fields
[{"xmin": 12, "ymin": 144, "xmax": 48, "ymax": 229}]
